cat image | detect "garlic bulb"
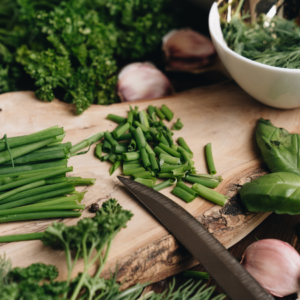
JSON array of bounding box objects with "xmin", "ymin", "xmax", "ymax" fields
[
  {"xmin": 162, "ymin": 29, "xmax": 216, "ymax": 72},
  {"xmin": 117, "ymin": 62, "xmax": 173, "ymax": 102},
  {"xmin": 241, "ymin": 239, "xmax": 300, "ymax": 298}
]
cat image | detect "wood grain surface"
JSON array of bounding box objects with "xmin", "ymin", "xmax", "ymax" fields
[{"xmin": 0, "ymin": 82, "xmax": 298, "ymax": 289}]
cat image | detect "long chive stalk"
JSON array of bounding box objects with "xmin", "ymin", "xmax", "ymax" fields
[
  {"xmin": 0, "ymin": 203, "xmax": 85, "ymax": 217},
  {"xmin": 4, "ymin": 134, "xmax": 14, "ymax": 167},
  {"xmin": 0, "ymin": 232, "xmax": 44, "ymax": 243},
  {"xmin": 154, "ymin": 107, "xmax": 166, "ymax": 120},
  {"xmin": 70, "ymin": 132, "xmax": 104, "ymax": 154},
  {"xmin": 32, "ymin": 193, "xmax": 85, "ymax": 207},
  {"xmin": 113, "ymin": 123, "xmax": 130, "ymax": 139},
  {"xmin": 171, "ymin": 186, "xmax": 195, "ymax": 203},
  {"xmin": 107, "ymin": 114, "xmax": 127, "ymax": 124},
  {"xmin": 177, "ymin": 137, "xmax": 193, "ymax": 154},
  {"xmin": 159, "ymin": 154, "xmax": 180, "ymax": 165},
  {"xmin": 0, "ymin": 167, "xmax": 72, "ymax": 192},
  {"xmin": 45, "ymin": 177, "xmax": 95, "ymax": 185},
  {"xmin": 122, "ymin": 152, "xmax": 141, "ymax": 161},
  {"xmin": 0, "ymin": 137, "xmax": 58, "ymax": 165},
  {"xmin": 110, "ymin": 161, "xmax": 121, "ymax": 175},
  {"xmin": 135, "ymin": 178, "xmax": 157, "ymax": 187},
  {"xmin": 116, "ymin": 133, "xmax": 132, "ymax": 141},
  {"xmin": 131, "ymin": 171, "xmax": 153, "ymax": 179},
  {"xmin": 1, "ymin": 182, "xmax": 73, "ymax": 204},
  {"xmin": 0, "ymin": 128, "xmax": 64, "ymax": 152},
  {"xmin": 192, "ymin": 183, "xmax": 228, "ymax": 206},
  {"xmin": 123, "ymin": 167, "xmax": 145, "ymax": 176},
  {"xmin": 183, "ymin": 271, "xmax": 210, "ymax": 280},
  {"xmin": 47, "ymin": 142, "xmax": 72, "ymax": 149},
  {"xmin": 149, "ymin": 153, "xmax": 159, "ymax": 171},
  {"xmin": 176, "ymin": 181, "xmax": 198, "ymax": 197},
  {"xmin": 0, "ymin": 185, "xmax": 75, "ymax": 209},
  {"xmin": 141, "ymin": 148, "xmax": 150, "ymax": 167},
  {"xmin": 153, "ymin": 178, "xmax": 176, "ymax": 191},
  {"xmin": 0, "ymin": 159, "xmax": 67, "ymax": 177},
  {"xmin": 95, "ymin": 143, "xmax": 102, "ymax": 159},
  {"xmin": 154, "ymin": 146, "xmax": 168, "ymax": 156},
  {"xmin": 0, "ymin": 211, "xmax": 81, "ymax": 223},
  {"xmin": 158, "ymin": 143, "xmax": 181, "ymax": 158},
  {"xmin": 5, "ymin": 148, "xmax": 69, "ymax": 165},
  {"xmin": 139, "ymin": 111, "xmax": 150, "ymax": 129},
  {"xmin": 160, "ymin": 105, "xmax": 174, "ymax": 121},
  {"xmin": 133, "ymin": 127, "xmax": 146, "ymax": 150},
  {"xmin": 185, "ymin": 175, "xmax": 220, "ymax": 188},
  {"xmin": 205, "ymin": 143, "xmax": 217, "ymax": 175},
  {"xmin": 0, "ymin": 180, "xmax": 46, "ymax": 203}
]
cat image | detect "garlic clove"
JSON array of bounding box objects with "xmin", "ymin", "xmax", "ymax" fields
[
  {"xmin": 117, "ymin": 62, "xmax": 174, "ymax": 102},
  {"xmin": 241, "ymin": 239, "xmax": 300, "ymax": 298},
  {"xmin": 162, "ymin": 29, "xmax": 216, "ymax": 72}
]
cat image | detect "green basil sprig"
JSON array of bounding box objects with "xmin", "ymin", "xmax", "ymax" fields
[{"xmin": 239, "ymin": 172, "xmax": 300, "ymax": 214}]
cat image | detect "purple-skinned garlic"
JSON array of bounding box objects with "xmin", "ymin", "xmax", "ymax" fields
[
  {"xmin": 241, "ymin": 239, "xmax": 300, "ymax": 298},
  {"xmin": 162, "ymin": 29, "xmax": 216, "ymax": 72},
  {"xmin": 117, "ymin": 62, "xmax": 174, "ymax": 102}
]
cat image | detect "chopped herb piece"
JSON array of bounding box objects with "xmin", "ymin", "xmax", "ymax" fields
[
  {"xmin": 183, "ymin": 270, "xmax": 210, "ymax": 280},
  {"xmin": 172, "ymin": 118, "xmax": 184, "ymax": 130},
  {"xmin": 161, "ymin": 104, "xmax": 174, "ymax": 121},
  {"xmin": 192, "ymin": 183, "xmax": 228, "ymax": 206},
  {"xmin": 107, "ymin": 114, "xmax": 127, "ymax": 124},
  {"xmin": 171, "ymin": 186, "xmax": 195, "ymax": 203},
  {"xmin": 205, "ymin": 143, "xmax": 217, "ymax": 175}
]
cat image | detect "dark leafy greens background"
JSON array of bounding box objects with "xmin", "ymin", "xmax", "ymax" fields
[{"xmin": 0, "ymin": 0, "xmax": 178, "ymax": 114}]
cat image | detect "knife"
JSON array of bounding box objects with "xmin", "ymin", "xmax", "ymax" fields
[{"xmin": 117, "ymin": 176, "xmax": 274, "ymax": 300}]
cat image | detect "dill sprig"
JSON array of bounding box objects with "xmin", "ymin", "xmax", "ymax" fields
[{"xmin": 221, "ymin": 0, "xmax": 300, "ymax": 69}]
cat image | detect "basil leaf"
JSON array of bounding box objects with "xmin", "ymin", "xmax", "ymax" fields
[
  {"xmin": 256, "ymin": 118, "xmax": 300, "ymax": 176},
  {"xmin": 239, "ymin": 172, "xmax": 300, "ymax": 214}
]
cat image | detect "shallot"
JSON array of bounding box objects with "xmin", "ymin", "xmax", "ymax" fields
[
  {"xmin": 162, "ymin": 28, "xmax": 216, "ymax": 72},
  {"xmin": 117, "ymin": 62, "xmax": 173, "ymax": 102},
  {"xmin": 241, "ymin": 239, "xmax": 300, "ymax": 298}
]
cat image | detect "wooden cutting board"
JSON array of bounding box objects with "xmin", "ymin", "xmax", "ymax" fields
[{"xmin": 0, "ymin": 81, "xmax": 298, "ymax": 288}]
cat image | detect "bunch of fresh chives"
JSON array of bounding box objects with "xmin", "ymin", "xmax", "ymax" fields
[
  {"xmin": 0, "ymin": 127, "xmax": 101, "ymax": 224},
  {"xmin": 100, "ymin": 105, "xmax": 228, "ymax": 206}
]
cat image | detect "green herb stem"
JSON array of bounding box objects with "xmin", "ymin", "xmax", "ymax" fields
[
  {"xmin": 133, "ymin": 127, "xmax": 146, "ymax": 150},
  {"xmin": 176, "ymin": 181, "xmax": 198, "ymax": 197},
  {"xmin": 116, "ymin": 133, "xmax": 132, "ymax": 141},
  {"xmin": 154, "ymin": 107, "xmax": 166, "ymax": 120},
  {"xmin": 159, "ymin": 153, "xmax": 180, "ymax": 165},
  {"xmin": 0, "ymin": 211, "xmax": 81, "ymax": 223},
  {"xmin": 177, "ymin": 137, "xmax": 193, "ymax": 154},
  {"xmin": 161, "ymin": 105, "xmax": 174, "ymax": 121},
  {"xmin": 171, "ymin": 186, "xmax": 195, "ymax": 203},
  {"xmin": 110, "ymin": 161, "xmax": 121, "ymax": 175},
  {"xmin": 205, "ymin": 143, "xmax": 217, "ymax": 175},
  {"xmin": 139, "ymin": 111, "xmax": 150, "ymax": 129},
  {"xmin": 122, "ymin": 152, "xmax": 141, "ymax": 161},
  {"xmin": 95, "ymin": 143, "xmax": 102, "ymax": 159},
  {"xmin": 133, "ymin": 121, "xmax": 148, "ymax": 133},
  {"xmin": 131, "ymin": 171, "xmax": 153, "ymax": 179},
  {"xmin": 185, "ymin": 175, "xmax": 220, "ymax": 188},
  {"xmin": 113, "ymin": 123, "xmax": 130, "ymax": 139},
  {"xmin": 192, "ymin": 183, "xmax": 228, "ymax": 206},
  {"xmin": 104, "ymin": 131, "xmax": 118, "ymax": 147},
  {"xmin": 70, "ymin": 132, "xmax": 104, "ymax": 154},
  {"xmin": 123, "ymin": 163, "xmax": 143, "ymax": 170},
  {"xmin": 149, "ymin": 153, "xmax": 159, "ymax": 171},
  {"xmin": 107, "ymin": 114, "xmax": 127, "ymax": 124},
  {"xmin": 141, "ymin": 148, "xmax": 150, "ymax": 167},
  {"xmin": 183, "ymin": 271, "xmax": 210, "ymax": 280},
  {"xmin": 135, "ymin": 178, "xmax": 157, "ymax": 187},
  {"xmin": 123, "ymin": 167, "xmax": 145, "ymax": 176},
  {"xmin": 0, "ymin": 232, "xmax": 44, "ymax": 243},
  {"xmin": 153, "ymin": 178, "xmax": 176, "ymax": 191},
  {"xmin": 159, "ymin": 143, "xmax": 181, "ymax": 158}
]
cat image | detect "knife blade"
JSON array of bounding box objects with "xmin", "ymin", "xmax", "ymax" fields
[{"xmin": 118, "ymin": 176, "xmax": 274, "ymax": 300}]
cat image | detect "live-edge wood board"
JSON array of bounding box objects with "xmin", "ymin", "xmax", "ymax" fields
[{"xmin": 0, "ymin": 81, "xmax": 297, "ymax": 288}]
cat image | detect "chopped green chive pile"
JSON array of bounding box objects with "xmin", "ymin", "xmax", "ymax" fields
[
  {"xmin": 98, "ymin": 105, "xmax": 228, "ymax": 206},
  {"xmin": 0, "ymin": 126, "xmax": 102, "ymax": 224}
]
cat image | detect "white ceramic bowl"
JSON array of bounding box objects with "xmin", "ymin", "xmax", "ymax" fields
[{"xmin": 209, "ymin": 3, "xmax": 300, "ymax": 109}]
